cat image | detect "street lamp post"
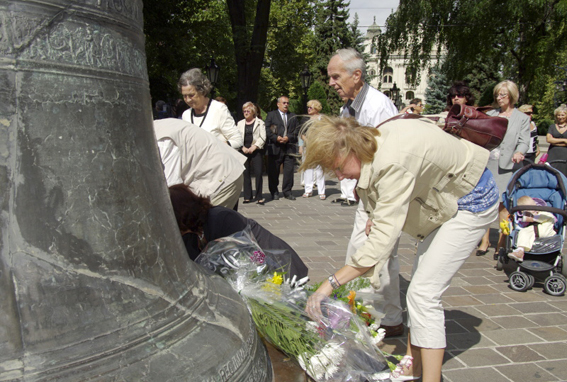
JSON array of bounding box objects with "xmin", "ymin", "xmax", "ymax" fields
[
  {"xmin": 206, "ymin": 57, "xmax": 220, "ymax": 99},
  {"xmin": 300, "ymin": 66, "xmax": 313, "ymax": 114},
  {"xmin": 390, "ymin": 82, "xmax": 400, "ymax": 111}
]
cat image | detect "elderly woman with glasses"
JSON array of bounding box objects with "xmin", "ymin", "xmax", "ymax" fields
[
  {"xmin": 476, "ymin": 80, "xmax": 530, "ymax": 256},
  {"xmin": 237, "ymin": 102, "xmax": 266, "ymax": 205},
  {"xmin": 303, "ymin": 115, "xmax": 498, "ymax": 382},
  {"xmin": 179, "ymin": 68, "xmax": 243, "ymax": 149}
]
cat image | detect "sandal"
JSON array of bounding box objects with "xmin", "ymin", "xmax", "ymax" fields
[
  {"xmin": 302, "ymin": 193, "xmax": 312, "ymax": 198},
  {"xmin": 319, "ymin": 195, "xmax": 326, "ymax": 200},
  {"xmin": 390, "ymin": 355, "xmax": 420, "ymax": 381}
]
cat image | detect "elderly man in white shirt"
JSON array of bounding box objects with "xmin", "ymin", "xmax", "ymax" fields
[
  {"xmin": 327, "ymin": 48, "xmax": 403, "ymax": 337},
  {"xmin": 154, "ymin": 118, "xmax": 245, "ymax": 210}
]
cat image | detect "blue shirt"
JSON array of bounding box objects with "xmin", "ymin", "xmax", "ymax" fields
[{"xmin": 457, "ymin": 168, "xmax": 499, "ymax": 213}]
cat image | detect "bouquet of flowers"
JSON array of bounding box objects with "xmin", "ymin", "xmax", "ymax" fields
[{"xmin": 195, "ymin": 226, "xmax": 391, "ymax": 382}]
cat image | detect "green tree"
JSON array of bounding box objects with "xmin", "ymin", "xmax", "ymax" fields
[
  {"xmin": 379, "ymin": 0, "xmax": 567, "ymax": 104},
  {"xmin": 311, "ymin": 0, "xmax": 360, "ymax": 115},
  {"xmin": 424, "ymin": 65, "xmax": 449, "ymax": 114},
  {"xmin": 307, "ymin": 80, "xmax": 332, "ymax": 115}
]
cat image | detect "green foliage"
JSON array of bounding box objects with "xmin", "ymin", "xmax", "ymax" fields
[
  {"xmin": 307, "ymin": 81, "xmax": 332, "ymax": 115},
  {"xmin": 379, "ymin": 0, "xmax": 567, "ymax": 107},
  {"xmin": 537, "ymin": 119, "xmax": 554, "ymax": 136},
  {"xmin": 424, "ymin": 65, "xmax": 449, "ymax": 114}
]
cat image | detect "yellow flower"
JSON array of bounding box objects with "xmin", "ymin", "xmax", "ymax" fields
[
  {"xmin": 500, "ymin": 219, "xmax": 510, "ymax": 235},
  {"xmin": 267, "ymin": 272, "xmax": 283, "ymax": 285},
  {"xmin": 347, "ymin": 290, "xmax": 356, "ymax": 313}
]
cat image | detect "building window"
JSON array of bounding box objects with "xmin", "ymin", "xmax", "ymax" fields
[
  {"xmin": 369, "ymin": 69, "xmax": 376, "ymax": 77},
  {"xmin": 371, "ymin": 45, "xmax": 377, "ymax": 54},
  {"xmin": 406, "ymin": 91, "xmax": 415, "ymax": 100},
  {"xmin": 382, "ymin": 67, "xmax": 393, "ymax": 83}
]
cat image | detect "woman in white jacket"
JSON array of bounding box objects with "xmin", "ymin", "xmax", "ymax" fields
[{"xmin": 237, "ymin": 102, "xmax": 266, "ymax": 205}]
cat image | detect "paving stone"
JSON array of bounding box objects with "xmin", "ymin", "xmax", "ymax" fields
[
  {"xmin": 530, "ymin": 342, "xmax": 567, "ymax": 359},
  {"xmin": 539, "ymin": 360, "xmax": 567, "ymax": 381},
  {"xmin": 495, "ymin": 345, "xmax": 545, "ymax": 362},
  {"xmin": 462, "ymin": 285, "xmax": 501, "ymax": 295},
  {"xmin": 442, "ymin": 295, "xmax": 484, "ymax": 307},
  {"xmin": 491, "ymin": 315, "xmax": 538, "ymax": 329},
  {"xmin": 524, "ymin": 313, "xmax": 567, "ymax": 326},
  {"xmin": 530, "ymin": 326, "xmax": 567, "ymax": 341},
  {"xmin": 442, "ymin": 367, "xmax": 510, "ymax": 382},
  {"xmin": 496, "ymin": 363, "xmax": 557, "ymax": 382},
  {"xmin": 483, "ymin": 328, "xmax": 543, "ymax": 346},
  {"xmin": 443, "ymin": 286, "xmax": 469, "ymax": 296},
  {"xmin": 456, "ymin": 317, "xmax": 502, "ymax": 332},
  {"xmin": 452, "ymin": 348, "xmax": 510, "ymax": 367},
  {"xmin": 475, "ymin": 303, "xmax": 522, "ymax": 317},
  {"xmin": 510, "ymin": 302, "xmax": 561, "ymax": 314},
  {"xmin": 473, "ymin": 293, "xmax": 515, "ymax": 305},
  {"xmin": 446, "ymin": 332, "xmax": 496, "ymax": 351}
]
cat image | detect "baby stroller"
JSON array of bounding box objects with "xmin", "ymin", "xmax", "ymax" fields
[{"xmin": 496, "ymin": 162, "xmax": 567, "ymax": 296}]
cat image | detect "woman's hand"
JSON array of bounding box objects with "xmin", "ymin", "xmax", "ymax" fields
[
  {"xmin": 249, "ymin": 145, "xmax": 257, "ymax": 153},
  {"xmin": 306, "ymin": 292, "xmax": 328, "ymax": 321},
  {"xmin": 365, "ymin": 219, "xmax": 374, "ymax": 236},
  {"xmin": 512, "ymin": 152, "xmax": 525, "ymax": 163}
]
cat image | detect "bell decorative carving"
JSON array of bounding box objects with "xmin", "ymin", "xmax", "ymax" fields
[{"xmin": 0, "ymin": 1, "xmax": 271, "ymax": 380}]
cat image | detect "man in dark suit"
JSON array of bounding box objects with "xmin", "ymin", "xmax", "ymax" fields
[{"xmin": 264, "ymin": 96, "xmax": 299, "ymax": 200}]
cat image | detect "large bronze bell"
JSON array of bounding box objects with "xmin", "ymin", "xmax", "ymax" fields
[{"xmin": 0, "ymin": 1, "xmax": 271, "ymax": 380}]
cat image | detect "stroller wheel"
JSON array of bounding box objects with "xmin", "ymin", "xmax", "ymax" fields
[
  {"xmin": 526, "ymin": 274, "xmax": 535, "ymax": 289},
  {"xmin": 544, "ymin": 274, "xmax": 567, "ymax": 296},
  {"xmin": 509, "ymin": 271, "xmax": 530, "ymax": 292}
]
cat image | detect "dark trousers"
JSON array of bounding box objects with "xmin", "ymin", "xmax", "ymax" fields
[
  {"xmin": 267, "ymin": 152, "xmax": 295, "ymax": 196},
  {"xmin": 243, "ymin": 149, "xmax": 264, "ymax": 201}
]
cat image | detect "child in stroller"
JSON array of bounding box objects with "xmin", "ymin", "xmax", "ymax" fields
[
  {"xmin": 507, "ymin": 195, "xmax": 557, "ymax": 262},
  {"xmin": 497, "ymin": 163, "xmax": 567, "ymax": 296}
]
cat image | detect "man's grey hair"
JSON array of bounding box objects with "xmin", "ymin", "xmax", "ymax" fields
[
  {"xmin": 277, "ymin": 96, "xmax": 289, "ymax": 103},
  {"xmin": 178, "ymin": 68, "xmax": 213, "ymax": 96},
  {"xmin": 333, "ymin": 48, "xmax": 366, "ymax": 79}
]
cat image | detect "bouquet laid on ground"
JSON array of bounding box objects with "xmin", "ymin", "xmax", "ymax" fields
[{"xmin": 195, "ymin": 227, "xmax": 391, "ymax": 382}]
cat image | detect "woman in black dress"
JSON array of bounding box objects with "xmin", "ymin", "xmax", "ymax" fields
[
  {"xmin": 168, "ymin": 184, "xmax": 308, "ymax": 278},
  {"xmin": 546, "ymin": 104, "xmax": 567, "ymax": 177}
]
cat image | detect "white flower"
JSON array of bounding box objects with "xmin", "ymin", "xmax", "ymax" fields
[
  {"xmin": 373, "ymin": 328, "xmax": 386, "ymax": 344},
  {"xmin": 305, "ymin": 321, "xmax": 319, "ymax": 333},
  {"xmin": 369, "ymin": 323, "xmax": 380, "ymax": 332},
  {"xmin": 324, "ymin": 363, "xmax": 339, "ymax": 379}
]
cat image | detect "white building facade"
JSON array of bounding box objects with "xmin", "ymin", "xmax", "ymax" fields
[{"xmin": 363, "ymin": 19, "xmax": 442, "ymax": 109}]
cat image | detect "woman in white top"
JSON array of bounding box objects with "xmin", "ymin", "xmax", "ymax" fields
[
  {"xmin": 301, "ymin": 100, "xmax": 326, "ymax": 199},
  {"xmin": 237, "ymin": 102, "xmax": 266, "ymax": 205},
  {"xmin": 179, "ymin": 68, "xmax": 243, "ymax": 149}
]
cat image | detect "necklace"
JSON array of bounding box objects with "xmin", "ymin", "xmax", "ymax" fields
[{"xmin": 191, "ymin": 98, "xmax": 213, "ymax": 127}]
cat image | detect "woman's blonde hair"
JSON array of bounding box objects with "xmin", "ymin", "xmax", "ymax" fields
[
  {"xmin": 554, "ymin": 104, "xmax": 567, "ymax": 123},
  {"xmin": 493, "ymin": 80, "xmax": 519, "ymax": 106},
  {"xmin": 307, "ymin": 99, "xmax": 322, "ymax": 113},
  {"xmin": 299, "ymin": 115, "xmax": 379, "ymax": 175}
]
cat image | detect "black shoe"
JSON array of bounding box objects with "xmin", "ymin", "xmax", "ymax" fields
[
  {"xmin": 476, "ymin": 249, "xmax": 489, "ymax": 256},
  {"xmin": 272, "ymin": 194, "xmax": 280, "ymax": 201},
  {"xmin": 341, "ymin": 200, "xmax": 355, "ymax": 206},
  {"xmin": 331, "ymin": 198, "xmax": 346, "ymax": 204},
  {"xmin": 256, "ymin": 199, "xmax": 265, "ymax": 205},
  {"xmin": 242, "ymin": 200, "xmax": 252, "ymax": 204},
  {"xmin": 284, "ymin": 195, "xmax": 296, "ymax": 200}
]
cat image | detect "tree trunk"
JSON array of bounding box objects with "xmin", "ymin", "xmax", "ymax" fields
[{"xmin": 227, "ymin": 0, "xmax": 271, "ymax": 121}]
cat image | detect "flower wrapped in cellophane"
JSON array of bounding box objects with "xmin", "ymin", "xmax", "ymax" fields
[{"xmin": 195, "ymin": 226, "xmax": 391, "ymax": 382}]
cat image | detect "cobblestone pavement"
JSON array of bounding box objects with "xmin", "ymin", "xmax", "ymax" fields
[{"xmin": 239, "ymin": 170, "xmax": 567, "ymax": 382}]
